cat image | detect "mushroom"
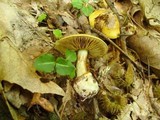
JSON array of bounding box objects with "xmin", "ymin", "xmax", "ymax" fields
[
  {"xmin": 55, "ymin": 34, "xmax": 108, "ymax": 100},
  {"xmin": 89, "ymin": 9, "xmax": 120, "ymax": 39}
]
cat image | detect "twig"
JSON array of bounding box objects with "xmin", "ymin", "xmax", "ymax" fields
[
  {"xmin": 91, "ymin": 27, "xmax": 145, "ymax": 72},
  {"xmin": 104, "ymin": 0, "xmax": 121, "ymax": 22}
]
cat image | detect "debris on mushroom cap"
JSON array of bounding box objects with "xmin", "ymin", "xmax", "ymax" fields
[
  {"xmin": 89, "ymin": 9, "xmax": 107, "ymax": 28},
  {"xmin": 89, "ymin": 9, "xmax": 120, "ymax": 39},
  {"xmin": 54, "ymin": 34, "xmax": 108, "ymax": 58}
]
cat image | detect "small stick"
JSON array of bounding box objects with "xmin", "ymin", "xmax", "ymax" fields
[{"xmin": 104, "ymin": 0, "xmax": 122, "ymax": 23}]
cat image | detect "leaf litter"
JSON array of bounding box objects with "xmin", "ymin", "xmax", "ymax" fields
[{"xmin": 0, "ymin": 0, "xmax": 160, "ymax": 119}]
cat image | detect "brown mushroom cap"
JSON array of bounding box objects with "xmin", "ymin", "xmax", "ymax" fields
[{"xmin": 54, "ymin": 34, "xmax": 108, "ymax": 58}]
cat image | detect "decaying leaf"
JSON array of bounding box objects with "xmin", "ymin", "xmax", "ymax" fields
[
  {"xmin": 127, "ymin": 28, "xmax": 160, "ymax": 77},
  {"xmin": 0, "ymin": 38, "xmax": 65, "ymax": 96},
  {"xmin": 59, "ymin": 80, "xmax": 73, "ymax": 117},
  {"xmin": 118, "ymin": 79, "xmax": 158, "ymax": 119},
  {"xmin": 139, "ymin": 0, "xmax": 160, "ymax": 29},
  {"xmin": 61, "ymin": 12, "xmax": 79, "ymax": 28},
  {"xmin": 5, "ymin": 86, "xmax": 31, "ymax": 108},
  {"xmin": 29, "ymin": 93, "xmax": 54, "ymax": 112},
  {"xmin": 1, "ymin": 0, "xmax": 160, "ymax": 119},
  {"xmin": 62, "ymin": 80, "xmax": 72, "ymax": 104}
]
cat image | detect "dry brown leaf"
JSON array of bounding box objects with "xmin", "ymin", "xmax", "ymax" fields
[
  {"xmin": 29, "ymin": 93, "xmax": 54, "ymax": 112},
  {"xmin": 37, "ymin": 97, "xmax": 54, "ymax": 112},
  {"xmin": 59, "ymin": 80, "xmax": 73, "ymax": 117},
  {"xmin": 117, "ymin": 78, "xmax": 159, "ymax": 119},
  {"xmin": 0, "ymin": 38, "xmax": 65, "ymax": 96},
  {"xmin": 61, "ymin": 12, "xmax": 79, "ymax": 28},
  {"xmin": 62, "ymin": 80, "xmax": 72, "ymax": 104},
  {"xmin": 64, "ymin": 26, "xmax": 79, "ymax": 36},
  {"xmin": 127, "ymin": 1, "xmax": 160, "ymax": 77},
  {"xmin": 5, "ymin": 86, "xmax": 31, "ymax": 108},
  {"xmin": 127, "ymin": 28, "xmax": 160, "ymax": 75},
  {"xmin": 139, "ymin": 0, "xmax": 160, "ymax": 29},
  {"xmin": 0, "ymin": 1, "xmax": 64, "ymax": 96}
]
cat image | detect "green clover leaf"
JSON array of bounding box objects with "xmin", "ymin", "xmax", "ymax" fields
[
  {"xmin": 56, "ymin": 57, "xmax": 76, "ymax": 77},
  {"xmin": 37, "ymin": 13, "xmax": 47, "ymax": 22},
  {"xmin": 34, "ymin": 50, "xmax": 77, "ymax": 78},
  {"xmin": 33, "ymin": 54, "xmax": 56, "ymax": 73},
  {"xmin": 71, "ymin": 0, "xmax": 94, "ymax": 16},
  {"xmin": 81, "ymin": 5, "xmax": 94, "ymax": 16},
  {"xmin": 53, "ymin": 29, "xmax": 63, "ymax": 39},
  {"xmin": 72, "ymin": 0, "xmax": 83, "ymax": 9},
  {"xmin": 65, "ymin": 49, "xmax": 77, "ymax": 62}
]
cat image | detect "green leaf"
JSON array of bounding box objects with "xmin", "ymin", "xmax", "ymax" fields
[
  {"xmin": 56, "ymin": 57, "xmax": 75, "ymax": 77},
  {"xmin": 37, "ymin": 13, "xmax": 47, "ymax": 22},
  {"xmin": 65, "ymin": 49, "xmax": 77, "ymax": 62},
  {"xmin": 34, "ymin": 54, "xmax": 56, "ymax": 73},
  {"xmin": 71, "ymin": 0, "xmax": 83, "ymax": 9},
  {"xmin": 82, "ymin": 0, "xmax": 89, "ymax": 2},
  {"xmin": 53, "ymin": 29, "xmax": 62, "ymax": 39},
  {"xmin": 69, "ymin": 69, "xmax": 76, "ymax": 79},
  {"xmin": 81, "ymin": 5, "xmax": 94, "ymax": 16}
]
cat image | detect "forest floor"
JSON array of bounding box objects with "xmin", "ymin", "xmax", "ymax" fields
[{"xmin": 0, "ymin": 0, "xmax": 160, "ymax": 120}]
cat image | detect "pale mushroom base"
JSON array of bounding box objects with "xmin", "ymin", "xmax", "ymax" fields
[{"xmin": 73, "ymin": 72, "xmax": 99, "ymax": 100}]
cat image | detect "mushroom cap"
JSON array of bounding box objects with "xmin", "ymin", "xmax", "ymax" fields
[
  {"xmin": 54, "ymin": 34, "xmax": 108, "ymax": 58},
  {"xmin": 89, "ymin": 9, "xmax": 120, "ymax": 39}
]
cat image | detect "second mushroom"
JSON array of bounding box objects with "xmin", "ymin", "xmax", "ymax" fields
[{"xmin": 55, "ymin": 34, "xmax": 108, "ymax": 100}]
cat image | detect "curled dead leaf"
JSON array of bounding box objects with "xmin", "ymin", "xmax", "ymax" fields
[{"xmin": 127, "ymin": 28, "xmax": 160, "ymax": 77}]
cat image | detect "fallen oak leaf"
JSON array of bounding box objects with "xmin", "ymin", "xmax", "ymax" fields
[{"xmin": 0, "ymin": 38, "xmax": 65, "ymax": 96}]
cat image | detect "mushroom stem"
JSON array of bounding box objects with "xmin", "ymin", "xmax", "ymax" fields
[
  {"xmin": 74, "ymin": 49, "xmax": 99, "ymax": 100},
  {"xmin": 76, "ymin": 49, "xmax": 88, "ymax": 77}
]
